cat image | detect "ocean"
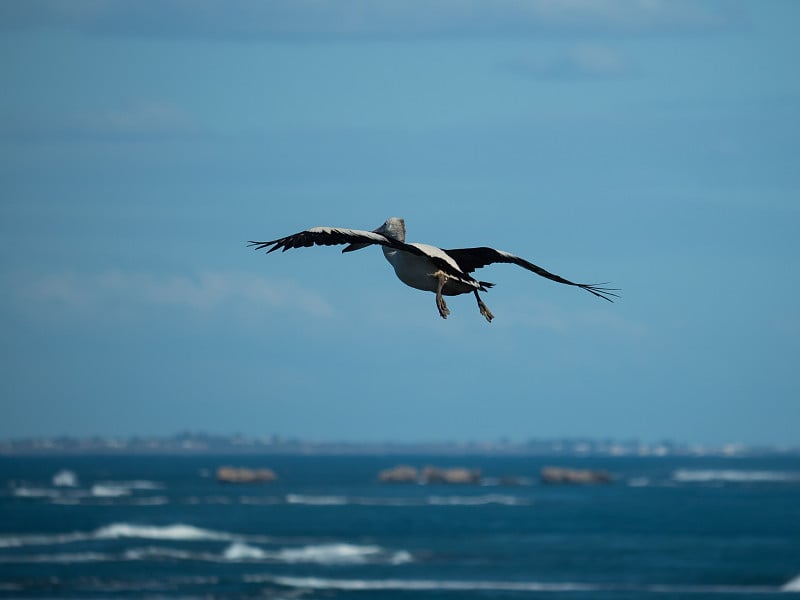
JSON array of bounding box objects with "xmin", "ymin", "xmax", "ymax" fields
[{"xmin": 1, "ymin": 454, "xmax": 799, "ymax": 599}]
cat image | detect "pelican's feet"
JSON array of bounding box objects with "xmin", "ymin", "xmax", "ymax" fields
[
  {"xmin": 478, "ymin": 301, "xmax": 494, "ymax": 323},
  {"xmin": 436, "ymin": 296, "xmax": 450, "ymax": 319}
]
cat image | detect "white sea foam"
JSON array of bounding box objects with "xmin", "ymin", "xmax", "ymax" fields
[
  {"xmin": 223, "ymin": 542, "xmax": 267, "ymax": 560},
  {"xmin": 91, "ymin": 484, "xmax": 132, "ymax": 497},
  {"xmin": 0, "ymin": 522, "xmax": 275, "ymax": 550},
  {"xmin": 0, "ymin": 522, "xmax": 276, "ymax": 548},
  {"xmin": 0, "ymin": 551, "xmax": 111, "ymax": 563},
  {"xmin": 286, "ymin": 494, "xmax": 349, "ymax": 505},
  {"xmin": 96, "ymin": 480, "xmax": 164, "ymax": 490},
  {"xmin": 94, "ymin": 523, "xmax": 234, "ymax": 542},
  {"xmin": 52, "ymin": 470, "xmax": 78, "ymax": 487},
  {"xmin": 222, "ymin": 541, "xmax": 411, "ymax": 565},
  {"xmin": 427, "ymin": 494, "xmax": 530, "ymax": 506},
  {"xmin": 124, "ymin": 546, "xmax": 200, "ymax": 561},
  {"xmin": 283, "ymin": 494, "xmax": 529, "ymax": 507},
  {"xmin": 672, "ymin": 469, "xmax": 800, "ymax": 483},
  {"xmin": 263, "ymin": 576, "xmax": 602, "ymax": 592},
  {"xmin": 259, "ymin": 575, "xmax": 783, "ymax": 594},
  {"xmin": 273, "ymin": 543, "xmax": 383, "ymax": 565},
  {"xmin": 12, "ymin": 486, "xmax": 62, "ymax": 498},
  {"xmin": 783, "ymin": 574, "xmax": 800, "ymax": 592},
  {"xmin": 0, "ymin": 531, "xmax": 92, "ymax": 548}
]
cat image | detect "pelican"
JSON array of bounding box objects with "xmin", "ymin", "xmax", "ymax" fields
[{"xmin": 248, "ymin": 217, "xmax": 618, "ymax": 322}]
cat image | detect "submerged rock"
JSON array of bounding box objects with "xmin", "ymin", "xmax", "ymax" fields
[
  {"xmin": 216, "ymin": 466, "xmax": 277, "ymax": 484},
  {"xmin": 378, "ymin": 465, "xmax": 483, "ymax": 484},
  {"xmin": 540, "ymin": 466, "xmax": 612, "ymax": 485}
]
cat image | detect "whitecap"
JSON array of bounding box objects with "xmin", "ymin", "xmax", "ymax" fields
[
  {"xmin": 273, "ymin": 543, "xmax": 382, "ymax": 565},
  {"xmin": 91, "ymin": 484, "xmax": 132, "ymax": 497},
  {"xmin": 95, "ymin": 480, "xmax": 164, "ymax": 490},
  {"xmin": 52, "ymin": 470, "xmax": 78, "ymax": 487},
  {"xmin": 286, "ymin": 494, "xmax": 349, "ymax": 505},
  {"xmin": 0, "ymin": 531, "xmax": 91, "ymax": 548},
  {"xmin": 426, "ymin": 494, "xmax": 530, "ymax": 506},
  {"xmin": 260, "ymin": 575, "xmax": 781, "ymax": 594},
  {"xmin": 94, "ymin": 523, "xmax": 234, "ymax": 542},
  {"xmin": 12, "ymin": 486, "xmax": 61, "ymax": 498},
  {"xmin": 390, "ymin": 550, "xmax": 413, "ymax": 565},
  {"xmin": 0, "ymin": 552, "xmax": 110, "ymax": 564},
  {"xmin": 672, "ymin": 469, "xmax": 800, "ymax": 483},
  {"xmin": 0, "ymin": 522, "xmax": 277, "ymax": 549},
  {"xmin": 263, "ymin": 576, "xmax": 600, "ymax": 592},
  {"xmin": 123, "ymin": 546, "xmax": 198, "ymax": 561},
  {"xmin": 783, "ymin": 574, "xmax": 800, "ymax": 592},
  {"xmin": 223, "ymin": 542, "xmax": 267, "ymax": 560}
]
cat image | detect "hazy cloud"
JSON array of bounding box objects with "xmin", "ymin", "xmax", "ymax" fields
[
  {"xmin": 500, "ymin": 298, "xmax": 647, "ymax": 337},
  {"xmin": 76, "ymin": 102, "xmax": 199, "ymax": 137},
  {"xmin": 0, "ymin": 102, "xmax": 204, "ymax": 142},
  {"xmin": 501, "ymin": 44, "xmax": 636, "ymax": 80},
  {"xmin": 15, "ymin": 270, "xmax": 334, "ymax": 320},
  {"xmin": 0, "ymin": 0, "xmax": 747, "ymax": 40}
]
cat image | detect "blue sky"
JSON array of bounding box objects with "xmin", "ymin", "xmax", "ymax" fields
[{"xmin": 1, "ymin": 0, "xmax": 798, "ymax": 446}]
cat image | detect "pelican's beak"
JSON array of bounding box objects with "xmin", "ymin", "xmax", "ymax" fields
[{"xmin": 342, "ymin": 223, "xmax": 384, "ymax": 253}]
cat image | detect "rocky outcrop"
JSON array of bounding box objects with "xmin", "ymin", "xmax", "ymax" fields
[
  {"xmin": 378, "ymin": 465, "xmax": 483, "ymax": 484},
  {"xmin": 422, "ymin": 466, "xmax": 481, "ymax": 485},
  {"xmin": 378, "ymin": 465, "xmax": 419, "ymax": 483},
  {"xmin": 540, "ymin": 466, "xmax": 611, "ymax": 485},
  {"xmin": 216, "ymin": 466, "xmax": 277, "ymax": 484}
]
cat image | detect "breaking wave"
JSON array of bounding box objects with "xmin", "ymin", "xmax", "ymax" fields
[
  {"xmin": 93, "ymin": 523, "xmax": 242, "ymax": 542},
  {"xmin": 0, "ymin": 540, "xmax": 410, "ymax": 566},
  {"xmin": 0, "ymin": 522, "xmax": 271, "ymax": 548},
  {"xmin": 426, "ymin": 494, "xmax": 529, "ymax": 506},
  {"xmin": 10, "ymin": 479, "xmax": 164, "ymax": 501},
  {"xmin": 672, "ymin": 469, "xmax": 800, "ymax": 483},
  {"xmin": 285, "ymin": 494, "xmax": 530, "ymax": 506},
  {"xmin": 783, "ymin": 575, "xmax": 800, "ymax": 592},
  {"xmin": 0, "ymin": 522, "xmax": 410, "ymax": 565},
  {"xmin": 255, "ymin": 575, "xmax": 794, "ymax": 595},
  {"xmin": 270, "ymin": 543, "xmax": 411, "ymax": 565},
  {"xmin": 52, "ymin": 470, "xmax": 78, "ymax": 487}
]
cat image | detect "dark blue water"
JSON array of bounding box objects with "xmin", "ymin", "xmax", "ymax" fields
[{"xmin": 1, "ymin": 454, "xmax": 799, "ymax": 598}]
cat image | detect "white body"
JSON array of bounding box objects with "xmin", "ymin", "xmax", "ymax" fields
[{"xmin": 382, "ymin": 245, "xmax": 477, "ymax": 296}]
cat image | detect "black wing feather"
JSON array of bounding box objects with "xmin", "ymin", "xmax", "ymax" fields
[
  {"xmin": 249, "ymin": 227, "xmax": 410, "ymax": 254},
  {"xmin": 248, "ymin": 227, "xmax": 483, "ymax": 289},
  {"xmin": 445, "ymin": 247, "xmax": 619, "ymax": 302}
]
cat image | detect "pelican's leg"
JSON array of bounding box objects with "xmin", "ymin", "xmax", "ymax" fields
[
  {"xmin": 434, "ymin": 271, "xmax": 450, "ymax": 319},
  {"xmin": 473, "ymin": 290, "xmax": 494, "ymax": 323}
]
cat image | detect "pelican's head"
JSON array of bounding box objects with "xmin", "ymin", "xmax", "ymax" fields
[
  {"xmin": 376, "ymin": 217, "xmax": 406, "ymax": 242},
  {"xmin": 342, "ymin": 217, "xmax": 405, "ymax": 252}
]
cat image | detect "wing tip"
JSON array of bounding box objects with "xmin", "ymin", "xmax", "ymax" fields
[
  {"xmin": 580, "ymin": 283, "xmax": 620, "ymax": 302},
  {"xmin": 247, "ymin": 240, "xmax": 280, "ymax": 253}
]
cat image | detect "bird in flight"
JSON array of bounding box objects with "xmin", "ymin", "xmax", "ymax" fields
[{"xmin": 249, "ymin": 217, "xmax": 618, "ymax": 322}]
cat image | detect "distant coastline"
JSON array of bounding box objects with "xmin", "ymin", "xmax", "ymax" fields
[{"xmin": 1, "ymin": 433, "xmax": 797, "ymax": 457}]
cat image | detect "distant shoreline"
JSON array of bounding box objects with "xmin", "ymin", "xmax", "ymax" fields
[{"xmin": 1, "ymin": 435, "xmax": 797, "ymax": 458}]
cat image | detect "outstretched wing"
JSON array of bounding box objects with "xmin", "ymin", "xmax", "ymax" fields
[
  {"xmin": 444, "ymin": 247, "xmax": 619, "ymax": 302},
  {"xmin": 249, "ymin": 227, "xmax": 483, "ymax": 289},
  {"xmin": 248, "ymin": 226, "xmax": 404, "ymax": 254}
]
